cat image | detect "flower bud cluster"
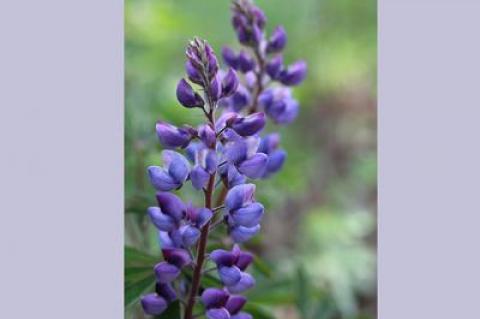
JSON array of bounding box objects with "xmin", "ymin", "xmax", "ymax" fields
[{"xmin": 140, "ymin": 0, "xmax": 307, "ymax": 317}]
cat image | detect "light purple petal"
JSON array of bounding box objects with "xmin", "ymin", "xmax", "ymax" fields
[
  {"xmin": 230, "ymin": 202, "xmax": 264, "ymax": 228},
  {"xmin": 218, "ymin": 266, "xmax": 242, "ymax": 286},
  {"xmin": 154, "ymin": 261, "xmax": 180, "ymax": 283},
  {"xmin": 206, "ymin": 308, "xmax": 231, "ymax": 319},
  {"xmin": 201, "ymin": 288, "xmax": 229, "ymax": 309},
  {"xmin": 225, "ymin": 184, "xmax": 256, "ymax": 211},
  {"xmin": 238, "ymin": 153, "xmax": 268, "ymax": 179},
  {"xmin": 230, "ymin": 224, "xmax": 261, "ymax": 243},
  {"xmin": 227, "ymin": 273, "xmax": 256, "ymax": 294},
  {"xmin": 148, "ymin": 166, "xmax": 179, "ymax": 191},
  {"xmin": 141, "ymin": 293, "xmax": 168, "ymax": 315},
  {"xmin": 190, "ymin": 165, "xmax": 210, "ymax": 190},
  {"xmin": 147, "ymin": 207, "xmax": 176, "ymax": 232}
]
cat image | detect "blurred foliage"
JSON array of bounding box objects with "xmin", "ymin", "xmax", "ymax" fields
[{"xmin": 125, "ymin": 0, "xmax": 376, "ymax": 318}]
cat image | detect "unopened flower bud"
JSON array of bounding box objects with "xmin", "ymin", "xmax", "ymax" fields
[
  {"xmin": 278, "ymin": 60, "xmax": 307, "ymax": 86},
  {"xmin": 176, "ymin": 78, "xmax": 205, "ymax": 108},
  {"xmin": 266, "ymin": 26, "xmax": 287, "ymax": 53},
  {"xmin": 222, "ymin": 68, "xmax": 239, "ymax": 98}
]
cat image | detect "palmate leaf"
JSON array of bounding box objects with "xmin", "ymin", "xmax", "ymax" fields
[{"xmin": 125, "ymin": 246, "xmax": 159, "ymax": 308}]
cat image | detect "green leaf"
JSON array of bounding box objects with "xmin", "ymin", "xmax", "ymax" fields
[
  {"xmin": 125, "ymin": 246, "xmax": 158, "ymax": 308},
  {"xmin": 125, "ymin": 246, "xmax": 158, "ymax": 267},
  {"xmin": 125, "ymin": 273, "xmax": 155, "ymax": 307},
  {"xmin": 155, "ymin": 301, "xmax": 181, "ymax": 319}
]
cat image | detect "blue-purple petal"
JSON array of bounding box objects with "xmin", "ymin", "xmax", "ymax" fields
[
  {"xmin": 141, "ymin": 293, "xmax": 168, "ymax": 315},
  {"xmin": 218, "ymin": 266, "xmax": 242, "ymax": 286},
  {"xmin": 201, "ymin": 288, "xmax": 229, "ymax": 309},
  {"xmin": 225, "ymin": 184, "xmax": 256, "ymax": 211},
  {"xmin": 154, "ymin": 262, "xmax": 181, "ymax": 283},
  {"xmin": 230, "ymin": 202, "xmax": 264, "ymax": 227},
  {"xmin": 147, "ymin": 207, "xmax": 176, "ymax": 232},
  {"xmin": 190, "ymin": 165, "xmax": 210, "ymax": 190},
  {"xmin": 230, "ymin": 224, "xmax": 261, "ymax": 243},
  {"xmin": 148, "ymin": 166, "xmax": 179, "ymax": 191},
  {"xmin": 206, "ymin": 308, "xmax": 231, "ymax": 319},
  {"xmin": 226, "ymin": 272, "xmax": 256, "ymax": 293},
  {"xmin": 238, "ymin": 153, "xmax": 268, "ymax": 179}
]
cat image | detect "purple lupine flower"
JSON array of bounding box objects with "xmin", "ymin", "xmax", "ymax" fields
[
  {"xmin": 156, "ymin": 283, "xmax": 177, "ymax": 303},
  {"xmin": 141, "ymin": 1, "xmax": 307, "ymax": 316},
  {"xmin": 176, "ymin": 78, "xmax": 205, "ymax": 108},
  {"xmin": 147, "ymin": 206, "xmax": 176, "ymax": 232},
  {"xmin": 140, "ymin": 293, "xmax": 168, "ymax": 315},
  {"xmin": 201, "ymin": 288, "xmax": 231, "ymax": 319},
  {"xmin": 222, "ymin": 46, "xmax": 239, "ymax": 69},
  {"xmin": 224, "ymin": 185, "xmax": 263, "ymax": 242},
  {"xmin": 266, "ymin": 26, "xmax": 287, "ymax": 53},
  {"xmin": 210, "ymin": 245, "xmax": 255, "ymax": 290},
  {"xmin": 223, "ymin": 135, "xmax": 268, "ymax": 179},
  {"xmin": 258, "ymin": 133, "xmax": 287, "ymax": 177},
  {"xmin": 147, "ymin": 150, "xmax": 190, "ymax": 191},
  {"xmin": 259, "ymin": 87, "xmax": 299, "ymax": 124},
  {"xmin": 199, "ymin": 124, "xmax": 216, "ymax": 149},
  {"xmin": 225, "ymin": 295, "xmax": 252, "ymax": 319},
  {"xmin": 222, "ymin": 68, "xmax": 240, "ymax": 98},
  {"xmin": 230, "ymin": 112, "xmax": 266, "ymax": 137},
  {"xmin": 237, "ymin": 51, "xmax": 255, "ymax": 73},
  {"xmin": 219, "ymin": 84, "xmax": 251, "ymax": 112},
  {"xmin": 187, "ymin": 143, "xmax": 217, "ymax": 190},
  {"xmin": 266, "ymin": 55, "xmax": 283, "ymax": 80},
  {"xmin": 278, "ymin": 60, "xmax": 307, "ymax": 86},
  {"xmin": 155, "ymin": 192, "xmax": 186, "ymax": 222},
  {"xmin": 154, "ymin": 261, "xmax": 181, "ymax": 283},
  {"xmin": 155, "ymin": 121, "xmax": 195, "ymax": 149}
]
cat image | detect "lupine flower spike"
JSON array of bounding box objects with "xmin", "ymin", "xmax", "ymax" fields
[{"xmin": 140, "ymin": 0, "xmax": 307, "ymax": 317}]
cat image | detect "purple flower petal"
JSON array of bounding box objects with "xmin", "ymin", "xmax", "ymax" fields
[
  {"xmin": 266, "ymin": 55, "xmax": 283, "ymax": 79},
  {"xmin": 224, "ymin": 139, "xmax": 248, "ymax": 165},
  {"xmin": 179, "ymin": 224, "xmax": 201, "ymax": 247},
  {"xmin": 218, "ymin": 266, "xmax": 242, "ymax": 286},
  {"xmin": 278, "ymin": 60, "xmax": 307, "ymax": 86},
  {"xmin": 222, "ymin": 46, "xmax": 238, "ymax": 69},
  {"xmin": 199, "ymin": 124, "xmax": 216, "ymax": 149},
  {"xmin": 266, "ymin": 25, "xmax": 287, "ymax": 53},
  {"xmin": 222, "ymin": 68, "xmax": 240, "ymax": 98},
  {"xmin": 156, "ymin": 192, "xmax": 186, "ymax": 222},
  {"xmin": 230, "ymin": 202, "xmax": 264, "ymax": 227},
  {"xmin": 148, "ymin": 166, "xmax": 179, "ymax": 191},
  {"xmin": 155, "ymin": 121, "xmax": 192, "ymax": 149},
  {"xmin": 162, "ymin": 248, "xmax": 192, "ymax": 268},
  {"xmin": 227, "ymin": 273, "xmax": 256, "ymax": 294},
  {"xmin": 141, "ymin": 293, "xmax": 168, "ymax": 315},
  {"xmin": 210, "ymin": 249, "xmax": 237, "ymax": 267},
  {"xmin": 147, "ymin": 207, "xmax": 176, "ymax": 232},
  {"xmin": 176, "ymin": 78, "xmax": 205, "ymax": 108},
  {"xmin": 156, "ymin": 283, "xmax": 177, "ymax": 303},
  {"xmin": 231, "ymin": 312, "xmax": 253, "ymax": 319},
  {"xmin": 230, "ymin": 224, "xmax": 261, "ymax": 243},
  {"xmin": 265, "ymin": 149, "xmax": 286, "ymax": 176},
  {"xmin": 154, "ymin": 261, "xmax": 180, "ymax": 283},
  {"xmin": 201, "ymin": 288, "xmax": 229, "ymax": 309},
  {"xmin": 225, "ymin": 295, "xmax": 247, "ymax": 315},
  {"xmin": 206, "ymin": 308, "xmax": 231, "ymax": 319},
  {"xmin": 231, "ymin": 113, "xmax": 266, "ymax": 137},
  {"xmin": 190, "ymin": 165, "xmax": 210, "ymax": 190},
  {"xmin": 162, "ymin": 150, "xmax": 190, "ymax": 184},
  {"xmin": 238, "ymin": 153, "xmax": 268, "ymax": 179},
  {"xmin": 225, "ymin": 184, "xmax": 256, "ymax": 211}
]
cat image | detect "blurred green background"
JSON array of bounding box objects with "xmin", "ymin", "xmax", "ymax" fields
[{"xmin": 125, "ymin": 0, "xmax": 376, "ymax": 318}]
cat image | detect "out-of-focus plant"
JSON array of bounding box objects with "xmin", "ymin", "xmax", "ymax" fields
[{"xmin": 129, "ymin": 1, "xmax": 308, "ymax": 318}]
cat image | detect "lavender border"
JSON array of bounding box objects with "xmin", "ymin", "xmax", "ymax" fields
[
  {"xmin": 0, "ymin": 0, "xmax": 123, "ymax": 317},
  {"xmin": 379, "ymin": 0, "xmax": 480, "ymax": 318}
]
